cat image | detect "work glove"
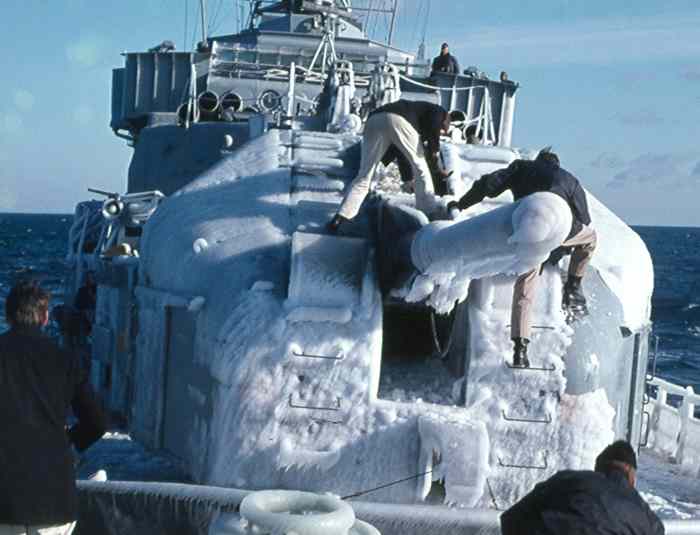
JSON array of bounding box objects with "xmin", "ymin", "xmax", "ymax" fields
[
  {"xmin": 445, "ymin": 200, "xmax": 461, "ymax": 220},
  {"xmin": 326, "ymin": 214, "xmax": 348, "ymax": 234}
]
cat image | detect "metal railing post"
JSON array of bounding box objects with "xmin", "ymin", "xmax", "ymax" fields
[{"xmin": 677, "ymin": 385, "xmax": 696, "ymax": 467}]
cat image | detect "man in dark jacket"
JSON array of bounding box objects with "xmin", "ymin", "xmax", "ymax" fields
[
  {"xmin": 431, "ymin": 43, "xmax": 460, "ymax": 75},
  {"xmin": 501, "ymin": 440, "xmax": 665, "ymax": 535},
  {"xmin": 328, "ymin": 99, "xmax": 452, "ymax": 232},
  {"xmin": 448, "ymin": 148, "xmax": 596, "ymax": 367},
  {"xmin": 0, "ymin": 281, "xmax": 106, "ymax": 534}
]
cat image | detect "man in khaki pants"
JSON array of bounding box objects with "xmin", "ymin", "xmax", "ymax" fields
[
  {"xmin": 449, "ymin": 148, "xmax": 596, "ymax": 367},
  {"xmin": 328, "ymin": 99, "xmax": 451, "ymax": 232}
]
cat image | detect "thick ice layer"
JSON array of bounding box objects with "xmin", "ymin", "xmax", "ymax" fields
[
  {"xmin": 405, "ymin": 192, "xmax": 572, "ymax": 313},
  {"xmin": 129, "ymin": 130, "xmax": 658, "ymax": 513},
  {"xmin": 438, "ymin": 142, "xmax": 654, "ymax": 331}
]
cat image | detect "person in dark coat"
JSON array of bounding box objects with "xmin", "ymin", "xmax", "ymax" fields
[
  {"xmin": 501, "ymin": 440, "xmax": 665, "ymax": 535},
  {"xmin": 0, "ymin": 281, "xmax": 106, "ymax": 534},
  {"xmin": 328, "ymin": 99, "xmax": 452, "ymax": 232},
  {"xmin": 431, "ymin": 43, "xmax": 460, "ymax": 75},
  {"xmin": 448, "ymin": 148, "xmax": 596, "ymax": 367}
]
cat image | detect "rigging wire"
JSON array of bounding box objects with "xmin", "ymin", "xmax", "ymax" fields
[
  {"xmin": 409, "ymin": 0, "xmax": 422, "ymax": 50},
  {"xmin": 189, "ymin": 0, "xmax": 201, "ymax": 50},
  {"xmin": 184, "ymin": 0, "xmax": 189, "ymax": 51},
  {"xmin": 208, "ymin": 0, "xmax": 225, "ymax": 35},
  {"xmin": 341, "ymin": 469, "xmax": 434, "ymax": 500},
  {"xmin": 421, "ymin": 0, "xmax": 431, "ymax": 48}
]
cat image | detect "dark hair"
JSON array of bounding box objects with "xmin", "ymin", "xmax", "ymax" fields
[
  {"xmin": 441, "ymin": 42, "xmax": 449, "ymax": 49},
  {"xmin": 595, "ymin": 440, "xmax": 637, "ymax": 473},
  {"xmin": 536, "ymin": 146, "xmax": 560, "ymax": 167},
  {"xmin": 5, "ymin": 280, "xmax": 50, "ymax": 328}
]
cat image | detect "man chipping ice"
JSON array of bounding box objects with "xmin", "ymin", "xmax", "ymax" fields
[
  {"xmin": 327, "ymin": 99, "xmax": 452, "ymax": 233},
  {"xmin": 448, "ymin": 148, "xmax": 596, "ymax": 368}
]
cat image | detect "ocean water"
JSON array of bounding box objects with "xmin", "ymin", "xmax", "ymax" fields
[{"xmin": 0, "ymin": 214, "xmax": 698, "ymax": 394}]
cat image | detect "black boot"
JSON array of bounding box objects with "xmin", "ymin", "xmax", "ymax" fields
[
  {"xmin": 326, "ymin": 214, "xmax": 348, "ymax": 234},
  {"xmin": 563, "ymin": 275, "xmax": 588, "ymax": 316},
  {"xmin": 512, "ymin": 337, "xmax": 530, "ymax": 368}
]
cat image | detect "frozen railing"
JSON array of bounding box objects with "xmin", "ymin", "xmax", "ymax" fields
[
  {"xmin": 75, "ymin": 480, "xmax": 700, "ymax": 535},
  {"xmin": 66, "ymin": 201, "xmax": 107, "ymax": 294},
  {"xmin": 644, "ymin": 376, "xmax": 700, "ymax": 477},
  {"xmin": 398, "ymin": 74, "xmax": 498, "ymax": 145}
]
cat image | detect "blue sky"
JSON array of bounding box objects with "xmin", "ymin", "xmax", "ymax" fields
[{"xmin": 0, "ymin": 0, "xmax": 699, "ymax": 226}]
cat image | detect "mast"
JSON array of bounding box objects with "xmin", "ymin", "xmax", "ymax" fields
[
  {"xmin": 387, "ymin": 0, "xmax": 398, "ymax": 46},
  {"xmin": 200, "ymin": 0, "xmax": 208, "ymax": 44}
]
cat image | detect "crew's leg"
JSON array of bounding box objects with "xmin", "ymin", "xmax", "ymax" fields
[
  {"xmin": 562, "ymin": 226, "xmax": 597, "ymax": 312},
  {"xmin": 564, "ymin": 226, "xmax": 597, "ymax": 278},
  {"xmin": 511, "ymin": 268, "xmax": 539, "ymax": 367},
  {"xmin": 388, "ymin": 115, "xmax": 436, "ymax": 215},
  {"xmin": 337, "ymin": 114, "xmax": 392, "ymax": 220}
]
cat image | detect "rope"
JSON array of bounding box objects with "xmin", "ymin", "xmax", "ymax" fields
[
  {"xmin": 341, "ymin": 469, "xmax": 433, "ymax": 500},
  {"xmin": 398, "ymin": 73, "xmax": 489, "ymax": 93}
]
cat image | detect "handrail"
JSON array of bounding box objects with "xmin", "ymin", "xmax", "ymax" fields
[
  {"xmin": 76, "ymin": 480, "xmax": 700, "ymax": 534},
  {"xmin": 649, "ymin": 377, "xmax": 700, "ymax": 405},
  {"xmin": 397, "ymin": 74, "xmax": 489, "ymax": 94},
  {"xmin": 644, "ymin": 376, "xmax": 699, "ymax": 472}
]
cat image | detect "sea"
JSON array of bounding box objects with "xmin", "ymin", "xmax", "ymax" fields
[{"xmin": 0, "ymin": 213, "xmax": 698, "ymax": 395}]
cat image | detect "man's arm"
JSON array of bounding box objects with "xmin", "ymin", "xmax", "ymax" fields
[
  {"xmin": 449, "ymin": 161, "xmax": 518, "ymax": 211},
  {"xmin": 451, "ymin": 56, "xmax": 460, "ymax": 74},
  {"xmin": 68, "ymin": 376, "xmax": 107, "ymax": 452}
]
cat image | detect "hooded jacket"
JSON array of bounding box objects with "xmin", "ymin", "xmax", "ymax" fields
[
  {"xmin": 0, "ymin": 326, "xmax": 106, "ymax": 525},
  {"xmin": 500, "ymin": 469, "xmax": 665, "ymax": 535}
]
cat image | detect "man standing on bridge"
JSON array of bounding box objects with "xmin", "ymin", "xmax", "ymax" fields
[
  {"xmin": 431, "ymin": 43, "xmax": 460, "ymax": 75},
  {"xmin": 448, "ymin": 148, "xmax": 596, "ymax": 368}
]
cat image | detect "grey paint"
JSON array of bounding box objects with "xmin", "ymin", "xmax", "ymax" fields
[{"xmin": 161, "ymin": 307, "xmax": 212, "ymax": 469}]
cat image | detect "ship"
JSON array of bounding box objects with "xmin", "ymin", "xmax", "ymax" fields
[{"xmin": 63, "ymin": 1, "xmax": 700, "ymax": 533}]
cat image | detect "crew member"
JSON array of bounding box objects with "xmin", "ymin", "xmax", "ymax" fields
[
  {"xmin": 431, "ymin": 43, "xmax": 460, "ymax": 75},
  {"xmin": 448, "ymin": 148, "xmax": 596, "ymax": 367},
  {"xmin": 501, "ymin": 440, "xmax": 665, "ymax": 535},
  {"xmin": 0, "ymin": 280, "xmax": 106, "ymax": 534},
  {"xmin": 328, "ymin": 99, "xmax": 452, "ymax": 232}
]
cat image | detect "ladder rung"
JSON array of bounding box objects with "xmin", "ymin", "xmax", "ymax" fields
[
  {"xmin": 289, "ymin": 393, "xmax": 341, "ymax": 411},
  {"xmin": 501, "ymin": 410, "xmax": 551, "ymax": 424}
]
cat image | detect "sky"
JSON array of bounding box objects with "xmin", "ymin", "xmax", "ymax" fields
[{"xmin": 0, "ymin": 0, "xmax": 699, "ymax": 226}]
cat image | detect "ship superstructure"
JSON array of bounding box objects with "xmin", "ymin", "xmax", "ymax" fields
[{"xmin": 61, "ymin": 0, "xmax": 695, "ymax": 518}]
